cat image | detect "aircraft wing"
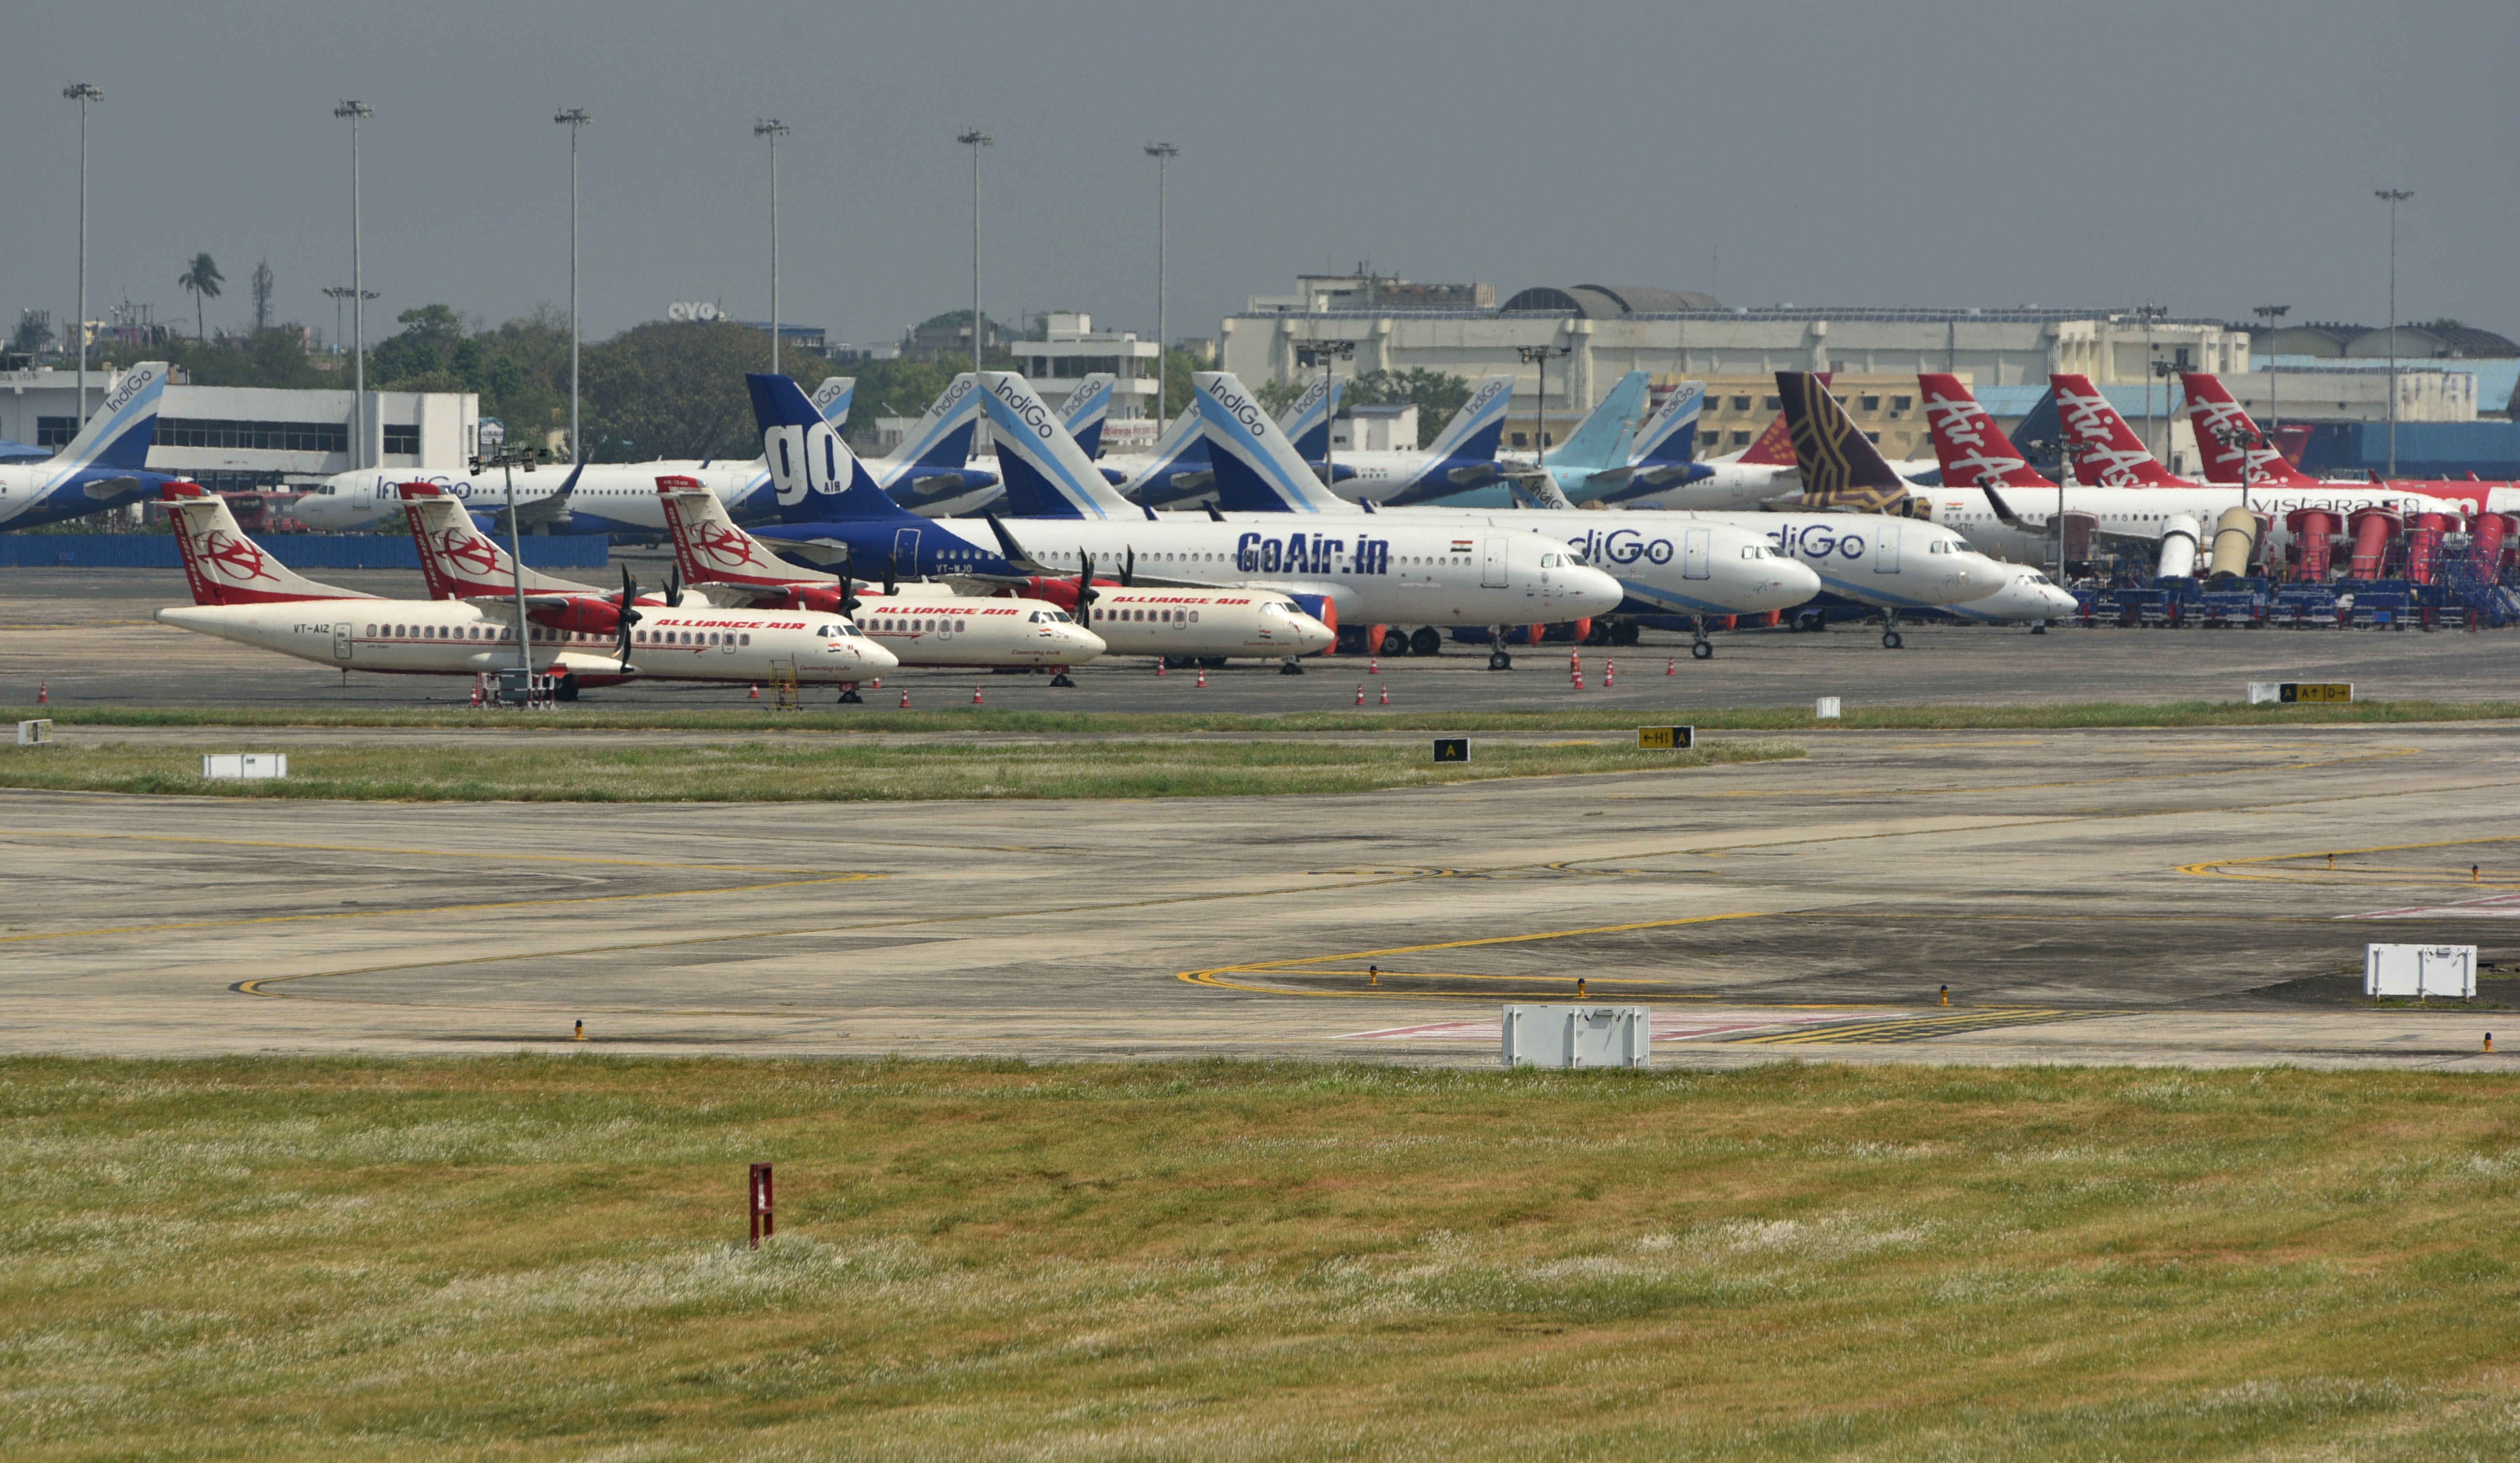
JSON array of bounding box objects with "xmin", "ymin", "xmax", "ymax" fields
[{"xmin": 1978, "ymin": 485, "xmax": 2158, "ymax": 547}]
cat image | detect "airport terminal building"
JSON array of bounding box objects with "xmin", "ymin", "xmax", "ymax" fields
[{"xmin": 0, "ymin": 366, "xmax": 478, "ymax": 491}]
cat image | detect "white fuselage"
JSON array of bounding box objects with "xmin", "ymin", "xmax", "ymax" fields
[
  {"xmin": 294, "ymin": 462, "xmax": 768, "ymax": 532},
  {"xmin": 843, "ymin": 592, "xmax": 1106, "ymax": 667},
  {"xmin": 767, "ymin": 515, "xmax": 1626, "ymax": 628},
  {"xmin": 155, "ymin": 600, "xmax": 898, "ymax": 683},
  {"xmin": 1935, "ymin": 566, "xmax": 2079, "ymax": 623},
  {"xmin": 1327, "ymin": 508, "xmax": 1820, "ymax": 617},
  {"xmin": 1069, "ymin": 588, "xmax": 1335, "ymax": 658},
  {"xmin": 1918, "ymin": 483, "xmax": 2467, "ymax": 565}
]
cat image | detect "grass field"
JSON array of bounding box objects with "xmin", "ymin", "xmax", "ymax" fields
[
  {"xmin": 0, "ymin": 735, "xmax": 1801, "ymax": 801},
  {"xmin": 6, "ymin": 697, "xmax": 2516, "ymax": 734},
  {"xmin": 3, "ymin": 1058, "xmax": 2515, "ymax": 1460}
]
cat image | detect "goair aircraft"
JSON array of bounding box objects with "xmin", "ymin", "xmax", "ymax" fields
[
  {"xmin": 1191, "ymin": 371, "xmax": 1823, "ymax": 657},
  {"xmin": 151, "ymin": 483, "xmax": 897, "ymax": 694},
  {"xmin": 0, "ymin": 362, "xmax": 174, "ymax": 530},
  {"xmin": 658, "ymin": 476, "xmax": 1329, "ymax": 667},
  {"xmin": 1917, "ymin": 373, "xmax": 2462, "ymax": 572},
  {"xmin": 744, "ymin": 370, "xmax": 1622, "ymax": 664}
]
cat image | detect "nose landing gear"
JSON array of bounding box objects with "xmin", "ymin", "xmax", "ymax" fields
[
  {"xmin": 1880, "ymin": 610, "xmax": 1905, "ymax": 650},
  {"xmin": 1690, "ymin": 615, "xmax": 1714, "ymax": 659}
]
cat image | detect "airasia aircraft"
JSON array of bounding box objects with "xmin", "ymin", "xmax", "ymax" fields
[
  {"xmin": 151, "ymin": 483, "xmax": 895, "ymax": 696},
  {"xmin": 654, "ymin": 474, "xmax": 1326, "ymax": 669},
  {"xmin": 2181, "ymin": 371, "xmax": 2519, "ymax": 519}
]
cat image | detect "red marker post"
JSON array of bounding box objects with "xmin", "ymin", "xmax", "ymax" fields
[{"xmin": 748, "ymin": 1162, "xmax": 775, "ymax": 1250}]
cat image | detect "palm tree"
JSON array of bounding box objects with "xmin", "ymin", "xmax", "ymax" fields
[{"xmin": 177, "ymin": 252, "xmax": 224, "ymax": 341}]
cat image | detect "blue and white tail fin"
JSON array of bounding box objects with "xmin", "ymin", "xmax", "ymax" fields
[
  {"xmin": 54, "ymin": 360, "xmax": 169, "ymax": 470},
  {"xmin": 882, "ymin": 372, "xmax": 983, "ymax": 481},
  {"xmin": 1421, "ymin": 374, "xmax": 1517, "ymax": 464},
  {"xmin": 1276, "ymin": 374, "xmax": 1345, "ymax": 462},
  {"xmin": 746, "ymin": 373, "xmax": 920, "ymax": 524},
  {"xmin": 1544, "ymin": 371, "xmax": 1649, "ymax": 471},
  {"xmin": 811, "ymin": 376, "xmax": 855, "ymax": 428},
  {"xmin": 1627, "ymin": 382, "xmax": 1705, "ymax": 469},
  {"xmin": 1057, "ymin": 374, "xmax": 1115, "ymax": 459},
  {"xmin": 1195, "ymin": 371, "xmax": 1355, "ymax": 515},
  {"xmin": 1118, "ymin": 407, "xmax": 1212, "ymax": 503},
  {"xmin": 978, "ymin": 371, "xmax": 1141, "ymax": 520}
]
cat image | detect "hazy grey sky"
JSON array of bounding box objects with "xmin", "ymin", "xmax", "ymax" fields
[{"xmin": 8, "ymin": 1, "xmax": 2515, "ymax": 355}]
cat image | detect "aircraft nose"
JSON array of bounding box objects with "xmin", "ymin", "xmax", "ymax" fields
[
  {"xmin": 853, "ymin": 639, "xmax": 901, "ymax": 673},
  {"xmin": 1768, "ymin": 557, "xmax": 1823, "ymax": 607},
  {"xmin": 1288, "ymin": 612, "xmax": 1336, "ymax": 653},
  {"xmin": 1563, "ymin": 564, "xmax": 1624, "ymax": 617},
  {"xmin": 1070, "ymin": 628, "xmax": 1108, "ymax": 660}
]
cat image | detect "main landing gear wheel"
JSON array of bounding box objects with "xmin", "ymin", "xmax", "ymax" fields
[
  {"xmin": 1691, "ymin": 640, "xmax": 1714, "ymax": 660},
  {"xmin": 1410, "ymin": 626, "xmax": 1442, "ymax": 657},
  {"xmin": 1278, "ymin": 658, "xmax": 1305, "ymax": 676},
  {"xmin": 1049, "ymin": 671, "xmax": 1076, "ymax": 687},
  {"xmin": 2031, "ymin": 622, "xmax": 2049, "ymax": 635},
  {"xmin": 1487, "ymin": 650, "xmax": 1513, "ymax": 671},
  {"xmin": 1380, "ymin": 629, "xmax": 1409, "ymax": 657},
  {"xmin": 1881, "ymin": 629, "xmax": 1904, "ymax": 649},
  {"xmin": 837, "ymin": 684, "xmax": 863, "ymax": 704}
]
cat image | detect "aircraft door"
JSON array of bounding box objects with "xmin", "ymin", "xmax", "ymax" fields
[
  {"xmin": 1874, "ymin": 524, "xmax": 1902, "ymax": 573},
  {"xmin": 892, "ymin": 527, "xmax": 922, "ymax": 575},
  {"xmin": 1683, "ymin": 527, "xmax": 1711, "ymax": 580},
  {"xmin": 1480, "ymin": 537, "xmax": 1508, "ymax": 588},
  {"xmin": 332, "ymin": 622, "xmax": 353, "ymax": 662}
]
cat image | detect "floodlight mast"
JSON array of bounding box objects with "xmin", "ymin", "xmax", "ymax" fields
[
  {"xmin": 555, "ymin": 109, "xmax": 591, "ymax": 465},
  {"xmin": 958, "ymin": 130, "xmax": 993, "ymax": 379},
  {"xmin": 2253, "ymin": 304, "xmax": 2290, "ymax": 428},
  {"xmin": 63, "ymin": 83, "xmax": 102, "ymax": 426},
  {"xmin": 335, "ymin": 102, "xmax": 374, "ymax": 467},
  {"xmin": 1145, "ymin": 143, "xmax": 1178, "ymax": 422},
  {"xmin": 2374, "ymin": 188, "xmax": 2413, "ymax": 477},
  {"xmin": 756, "ymin": 119, "xmax": 790, "ymax": 375}
]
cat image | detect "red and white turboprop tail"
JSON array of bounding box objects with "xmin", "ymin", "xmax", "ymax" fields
[
  {"xmin": 655, "ymin": 474, "xmax": 853, "ymax": 612},
  {"xmin": 398, "ymin": 483, "xmax": 604, "ymax": 600},
  {"xmin": 163, "ymin": 482, "xmax": 374, "ymax": 605},
  {"xmin": 2181, "ymin": 372, "xmax": 2318, "ymax": 489},
  {"xmin": 1917, "ymin": 375, "xmax": 2054, "ymax": 490},
  {"xmin": 2049, "ymin": 374, "xmax": 2196, "ymax": 487}
]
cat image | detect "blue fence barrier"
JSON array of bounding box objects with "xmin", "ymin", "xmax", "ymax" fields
[{"xmin": 0, "ymin": 534, "xmax": 610, "ymax": 570}]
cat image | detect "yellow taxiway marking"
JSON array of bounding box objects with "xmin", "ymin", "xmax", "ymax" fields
[{"xmin": 2181, "ymin": 832, "xmax": 2520, "ymax": 887}]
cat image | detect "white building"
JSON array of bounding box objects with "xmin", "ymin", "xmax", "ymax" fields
[
  {"xmin": 0, "ymin": 365, "xmax": 478, "ymax": 491},
  {"xmin": 1010, "ymin": 313, "xmax": 1162, "ymax": 453}
]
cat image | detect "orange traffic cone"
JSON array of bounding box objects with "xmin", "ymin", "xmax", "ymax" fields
[
  {"xmin": 1666, "ymin": 658, "xmax": 1676, "ymax": 676},
  {"xmin": 870, "ymin": 678, "xmax": 881, "ymax": 690},
  {"xmin": 898, "ymin": 688, "xmax": 910, "ymax": 709},
  {"xmin": 972, "ymin": 686, "xmax": 984, "ymax": 706},
  {"xmin": 1604, "ymin": 659, "xmax": 1615, "ymax": 687},
  {"xmin": 748, "ymin": 683, "xmax": 760, "ymax": 699},
  {"xmin": 1156, "ymin": 659, "xmax": 1167, "ymax": 676},
  {"xmin": 1354, "ymin": 682, "xmax": 1366, "ymax": 706},
  {"xmin": 1378, "ymin": 682, "xmax": 1389, "ymax": 705},
  {"xmin": 1195, "ymin": 668, "xmax": 1207, "ymax": 688},
  {"xmin": 1572, "ymin": 670, "xmax": 1584, "ymax": 691},
  {"xmin": 1369, "ymin": 655, "xmax": 1379, "ymax": 674},
  {"xmin": 36, "ymin": 681, "xmax": 47, "ymax": 705}
]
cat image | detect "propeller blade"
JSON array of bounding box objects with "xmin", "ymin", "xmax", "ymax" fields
[
  {"xmin": 1076, "ymin": 549, "xmax": 1095, "ymax": 627},
  {"xmin": 1121, "ymin": 547, "xmax": 1134, "ymax": 587},
  {"xmin": 838, "ymin": 547, "xmax": 862, "ymax": 619}
]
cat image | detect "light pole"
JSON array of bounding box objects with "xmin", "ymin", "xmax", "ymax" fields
[
  {"xmin": 555, "ymin": 108, "xmax": 590, "ymax": 464},
  {"xmin": 754, "ymin": 118, "xmax": 789, "ymax": 376},
  {"xmin": 2025, "ymin": 435, "xmax": 2079, "ymax": 582},
  {"xmin": 2132, "ymin": 304, "xmax": 2166, "ymax": 459},
  {"xmin": 335, "ymin": 101, "xmax": 374, "ymax": 469},
  {"xmin": 471, "ymin": 445, "xmax": 544, "ymax": 680},
  {"xmin": 1517, "ymin": 341, "xmax": 1571, "ymax": 463},
  {"xmin": 2252, "ymin": 304, "xmax": 2290, "ymax": 429},
  {"xmin": 1298, "ymin": 339, "xmax": 1357, "ymax": 483},
  {"xmin": 1144, "ymin": 142, "xmax": 1178, "ymax": 424},
  {"xmin": 957, "ymin": 130, "xmax": 993, "ymax": 379},
  {"xmin": 2150, "ymin": 357, "xmax": 2180, "ymax": 471},
  {"xmin": 62, "ymin": 84, "xmax": 102, "ymax": 425},
  {"xmin": 2374, "ymin": 188, "xmax": 2413, "ymax": 478}
]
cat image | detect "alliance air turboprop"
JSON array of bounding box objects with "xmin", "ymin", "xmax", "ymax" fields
[
  {"xmin": 1916, "ymin": 373, "xmax": 2463, "ymax": 576},
  {"xmin": 743, "ymin": 370, "xmax": 1620, "ymax": 663},
  {"xmin": 150, "ymin": 483, "xmax": 895, "ymax": 693},
  {"xmin": 656, "ymin": 476, "xmax": 1324, "ymax": 670},
  {"xmin": 0, "ymin": 361, "xmax": 173, "ymax": 531},
  {"xmin": 1191, "ymin": 370, "xmax": 1820, "ymax": 658}
]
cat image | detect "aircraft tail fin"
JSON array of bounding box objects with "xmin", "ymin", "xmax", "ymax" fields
[
  {"xmin": 882, "ymin": 372, "xmax": 983, "ymax": 477},
  {"xmin": 811, "ymin": 376, "xmax": 855, "ymax": 428},
  {"xmin": 1776, "ymin": 371, "xmax": 1913, "ymax": 513},
  {"xmin": 655, "ymin": 473, "xmax": 826, "ymax": 590},
  {"xmin": 399, "ymin": 483, "xmax": 603, "ymax": 599},
  {"xmin": 976, "ymin": 371, "xmax": 1139, "ymax": 520},
  {"xmin": 1058, "ymin": 374, "xmax": 1116, "ymax": 459},
  {"xmin": 1917, "ymin": 374, "xmax": 2053, "ymax": 489},
  {"xmin": 1421, "ymin": 374, "xmax": 1517, "ymax": 463},
  {"xmin": 2182, "ymin": 371, "xmax": 2315, "ymax": 486},
  {"xmin": 746, "ymin": 372, "xmax": 921, "ymax": 524},
  {"xmin": 2051, "ymin": 374, "xmax": 2186, "ymax": 485},
  {"xmin": 55, "ymin": 361, "xmax": 170, "ymax": 470},
  {"xmin": 162, "ymin": 482, "xmax": 370, "ymax": 604},
  {"xmin": 1545, "ymin": 371, "xmax": 1650, "ymax": 471},
  {"xmin": 1119, "ymin": 406, "xmax": 1213, "ymax": 502},
  {"xmin": 1196, "ymin": 371, "xmax": 1354, "ymax": 514},
  {"xmin": 1734, "ymin": 373, "xmax": 1829, "ymax": 466},
  {"xmin": 1626, "ymin": 381, "xmax": 1705, "ymax": 469},
  {"xmin": 1277, "ymin": 374, "xmax": 1345, "ymax": 462}
]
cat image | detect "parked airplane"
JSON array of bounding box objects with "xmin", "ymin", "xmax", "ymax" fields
[
  {"xmin": 1312, "ymin": 374, "xmax": 1519, "ymax": 507},
  {"xmin": 153, "ymin": 483, "xmax": 894, "ymax": 693},
  {"xmin": 1115, "ymin": 375, "xmax": 1343, "ymax": 508},
  {"xmin": 1191, "ymin": 371, "xmax": 1824, "ymax": 656},
  {"xmin": 0, "ymin": 361, "xmax": 173, "ymax": 531},
  {"xmin": 744, "ymin": 370, "xmax": 1621, "ymax": 664},
  {"xmin": 658, "ymin": 475, "xmax": 1322, "ymax": 667},
  {"xmin": 1916, "ymin": 373, "xmax": 2464, "ymax": 572},
  {"xmin": 2181, "ymin": 371, "xmax": 2520, "ymax": 517}
]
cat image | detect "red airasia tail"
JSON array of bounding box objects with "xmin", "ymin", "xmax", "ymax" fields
[{"xmin": 2180, "ymin": 371, "xmax": 2520, "ymax": 519}]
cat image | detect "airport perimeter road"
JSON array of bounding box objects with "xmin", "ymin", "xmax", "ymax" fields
[
  {"xmin": 2, "ymin": 726, "xmax": 2515, "ymax": 1069},
  {"xmin": 11, "ymin": 567, "xmax": 2520, "ymax": 713}
]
